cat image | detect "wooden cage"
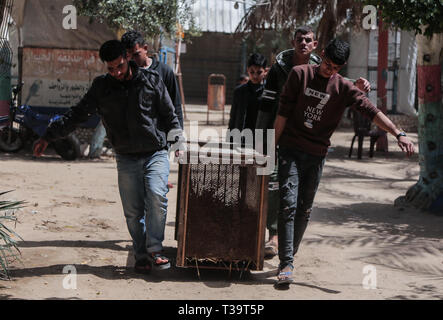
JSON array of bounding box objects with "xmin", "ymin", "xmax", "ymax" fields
[{"xmin": 175, "ymin": 142, "xmax": 269, "ymax": 271}]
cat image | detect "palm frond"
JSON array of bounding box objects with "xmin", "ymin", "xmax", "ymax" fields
[
  {"xmin": 0, "ymin": 191, "xmax": 25, "ymax": 280},
  {"xmin": 235, "ymin": 0, "xmax": 365, "ymax": 49}
]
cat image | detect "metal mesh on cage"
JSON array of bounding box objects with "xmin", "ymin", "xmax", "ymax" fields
[{"xmin": 185, "ymin": 163, "xmax": 263, "ymax": 263}]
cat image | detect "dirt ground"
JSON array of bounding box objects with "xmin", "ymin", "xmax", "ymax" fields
[{"xmin": 1, "ymin": 107, "xmax": 442, "ymax": 300}]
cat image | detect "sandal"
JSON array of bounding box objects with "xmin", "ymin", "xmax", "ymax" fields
[
  {"xmin": 149, "ymin": 252, "xmax": 171, "ymax": 270},
  {"xmin": 134, "ymin": 259, "xmax": 152, "ymax": 275},
  {"xmin": 276, "ymin": 266, "xmax": 294, "ymax": 285},
  {"xmin": 264, "ymin": 240, "xmax": 278, "ymax": 258}
]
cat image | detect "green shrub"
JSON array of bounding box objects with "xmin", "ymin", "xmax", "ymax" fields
[{"xmin": 0, "ymin": 191, "xmax": 25, "ymax": 280}]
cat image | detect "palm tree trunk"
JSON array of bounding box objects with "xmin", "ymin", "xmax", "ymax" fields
[{"xmin": 317, "ymin": 0, "xmax": 337, "ymax": 50}]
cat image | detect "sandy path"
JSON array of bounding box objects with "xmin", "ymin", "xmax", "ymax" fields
[{"xmin": 1, "ymin": 112, "xmax": 442, "ymax": 300}]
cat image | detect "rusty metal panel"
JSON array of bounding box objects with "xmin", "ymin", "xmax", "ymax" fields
[
  {"xmin": 207, "ymin": 74, "xmax": 225, "ymax": 111},
  {"xmin": 176, "ymin": 163, "xmax": 191, "ymax": 267},
  {"xmin": 176, "ymin": 144, "xmax": 269, "ymax": 271}
]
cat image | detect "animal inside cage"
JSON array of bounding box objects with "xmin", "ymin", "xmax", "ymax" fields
[{"xmin": 175, "ymin": 142, "xmax": 269, "ymax": 270}]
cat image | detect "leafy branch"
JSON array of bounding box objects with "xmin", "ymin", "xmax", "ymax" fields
[
  {"xmin": 73, "ymin": 0, "xmax": 201, "ymax": 41},
  {"xmin": 364, "ymin": 0, "xmax": 443, "ymax": 37}
]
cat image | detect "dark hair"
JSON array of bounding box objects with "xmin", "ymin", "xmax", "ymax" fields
[
  {"xmin": 238, "ymin": 74, "xmax": 248, "ymax": 81},
  {"xmin": 247, "ymin": 53, "xmax": 267, "ymax": 68},
  {"xmin": 293, "ymin": 26, "xmax": 315, "ymax": 40},
  {"xmin": 121, "ymin": 30, "xmax": 146, "ymax": 49},
  {"xmin": 99, "ymin": 40, "xmax": 126, "ymax": 62},
  {"xmin": 324, "ymin": 38, "xmax": 350, "ymax": 65}
]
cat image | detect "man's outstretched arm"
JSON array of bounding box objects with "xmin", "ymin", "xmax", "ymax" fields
[
  {"xmin": 372, "ymin": 111, "xmax": 415, "ymax": 156},
  {"xmin": 33, "ymin": 79, "xmax": 100, "ymax": 157}
]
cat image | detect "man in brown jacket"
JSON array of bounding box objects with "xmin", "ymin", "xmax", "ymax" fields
[{"xmin": 274, "ymin": 38, "xmax": 415, "ymax": 285}]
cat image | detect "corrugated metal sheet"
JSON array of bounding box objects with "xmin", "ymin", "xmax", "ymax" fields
[{"xmin": 192, "ymin": 0, "xmax": 250, "ymax": 33}]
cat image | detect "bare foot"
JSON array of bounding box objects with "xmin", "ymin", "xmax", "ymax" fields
[{"xmin": 277, "ymin": 265, "xmax": 294, "ymax": 284}]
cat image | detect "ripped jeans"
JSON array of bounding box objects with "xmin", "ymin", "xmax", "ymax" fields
[{"xmin": 277, "ymin": 146, "xmax": 325, "ymax": 270}]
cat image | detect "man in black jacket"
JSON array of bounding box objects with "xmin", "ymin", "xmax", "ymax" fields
[
  {"xmin": 228, "ymin": 52, "xmax": 267, "ymax": 145},
  {"xmin": 121, "ymin": 30, "xmax": 183, "ymax": 128},
  {"xmin": 33, "ymin": 40, "xmax": 182, "ymax": 274}
]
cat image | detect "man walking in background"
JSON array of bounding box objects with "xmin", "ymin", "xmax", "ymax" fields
[
  {"xmin": 228, "ymin": 53, "xmax": 268, "ymax": 146},
  {"xmin": 121, "ymin": 30, "xmax": 183, "ymax": 129}
]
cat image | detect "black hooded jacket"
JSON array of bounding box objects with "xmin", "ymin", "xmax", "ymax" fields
[
  {"xmin": 150, "ymin": 57, "xmax": 183, "ymax": 128},
  {"xmin": 256, "ymin": 50, "xmax": 321, "ymax": 130},
  {"xmin": 43, "ymin": 61, "xmax": 182, "ymax": 155}
]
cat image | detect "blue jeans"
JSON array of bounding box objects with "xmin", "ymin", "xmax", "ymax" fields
[
  {"xmin": 277, "ymin": 146, "xmax": 325, "ymax": 270},
  {"xmin": 116, "ymin": 149, "xmax": 169, "ymax": 262}
]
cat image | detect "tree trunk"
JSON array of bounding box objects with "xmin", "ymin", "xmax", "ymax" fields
[
  {"xmin": 398, "ymin": 32, "xmax": 443, "ymax": 211},
  {"xmin": 153, "ymin": 34, "xmax": 161, "ymax": 56},
  {"xmin": 317, "ymin": 0, "xmax": 337, "ymax": 50}
]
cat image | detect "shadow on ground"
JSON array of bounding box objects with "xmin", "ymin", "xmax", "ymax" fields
[
  {"xmin": 7, "ymin": 241, "xmax": 341, "ymax": 295},
  {"xmin": 325, "ymin": 144, "xmax": 420, "ymax": 162},
  {"xmin": 307, "ymin": 203, "xmax": 443, "ymax": 283},
  {"xmin": 0, "ymin": 147, "xmax": 115, "ymax": 163},
  {"xmin": 311, "ymin": 202, "xmax": 443, "ymax": 239}
]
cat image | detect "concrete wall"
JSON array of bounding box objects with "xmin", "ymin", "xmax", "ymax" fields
[
  {"xmin": 348, "ymin": 30, "xmax": 370, "ymax": 82},
  {"xmin": 20, "ymin": 47, "xmax": 106, "ymax": 108},
  {"xmin": 398, "ymin": 31, "xmax": 417, "ymax": 115},
  {"xmin": 348, "ymin": 29, "xmax": 418, "ymax": 116}
]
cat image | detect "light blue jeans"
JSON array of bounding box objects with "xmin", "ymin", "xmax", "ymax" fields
[
  {"xmin": 89, "ymin": 120, "xmax": 106, "ymax": 158},
  {"xmin": 116, "ymin": 149, "xmax": 169, "ymax": 262}
]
